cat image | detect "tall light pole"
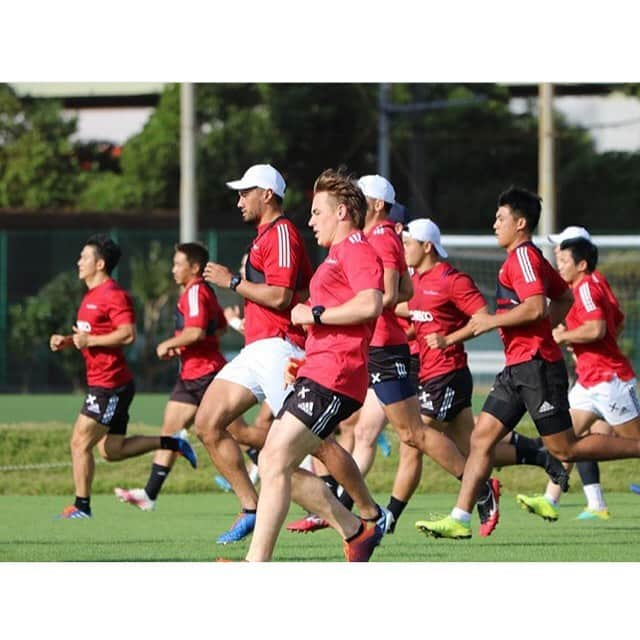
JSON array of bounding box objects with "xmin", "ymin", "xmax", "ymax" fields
[
  {"xmin": 180, "ymin": 83, "xmax": 197, "ymax": 242},
  {"xmin": 378, "ymin": 83, "xmax": 391, "ymax": 177},
  {"xmin": 538, "ymin": 82, "xmax": 556, "ymax": 255}
]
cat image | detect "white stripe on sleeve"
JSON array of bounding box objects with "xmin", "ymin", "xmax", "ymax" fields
[
  {"xmin": 579, "ymin": 282, "xmax": 597, "ymax": 312},
  {"xmin": 188, "ymin": 284, "xmax": 200, "ymax": 317},
  {"xmin": 277, "ymin": 224, "xmax": 291, "ymax": 268},
  {"xmin": 516, "ymin": 246, "xmax": 536, "ymax": 283}
]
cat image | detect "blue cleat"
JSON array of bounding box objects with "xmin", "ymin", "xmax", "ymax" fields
[
  {"xmin": 216, "ymin": 511, "xmax": 256, "ymax": 544},
  {"xmin": 174, "ymin": 436, "xmax": 198, "ymax": 469},
  {"xmin": 377, "ymin": 431, "xmax": 392, "ymax": 457},
  {"xmin": 214, "ymin": 475, "xmax": 232, "ymax": 492},
  {"xmin": 55, "ymin": 505, "xmax": 92, "ymax": 520},
  {"xmin": 630, "ymin": 483, "xmax": 640, "ymax": 495}
]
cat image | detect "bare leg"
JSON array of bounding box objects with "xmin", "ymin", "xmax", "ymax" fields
[
  {"xmin": 149, "ymin": 401, "xmax": 197, "ymax": 468},
  {"xmin": 351, "ymin": 390, "xmax": 387, "ymax": 476},
  {"xmin": 70, "ymin": 415, "xmax": 108, "ymax": 497}
]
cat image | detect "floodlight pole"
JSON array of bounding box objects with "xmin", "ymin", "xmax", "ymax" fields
[
  {"xmin": 378, "ymin": 83, "xmax": 391, "ymax": 177},
  {"xmin": 538, "ymin": 82, "xmax": 556, "ymax": 257},
  {"xmin": 180, "ymin": 83, "xmax": 198, "ymax": 242}
]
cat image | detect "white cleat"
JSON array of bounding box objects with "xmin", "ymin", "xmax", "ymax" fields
[{"xmin": 114, "ymin": 487, "xmax": 156, "ymax": 512}]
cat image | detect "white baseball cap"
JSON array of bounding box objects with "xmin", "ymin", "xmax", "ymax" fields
[
  {"xmin": 548, "ymin": 225, "xmax": 592, "ymax": 245},
  {"xmin": 357, "ymin": 174, "xmax": 396, "ymax": 204},
  {"xmin": 403, "ymin": 218, "xmax": 448, "ymax": 258},
  {"xmin": 226, "ymin": 164, "xmax": 286, "ymax": 198}
]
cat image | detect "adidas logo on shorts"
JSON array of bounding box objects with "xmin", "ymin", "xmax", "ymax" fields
[
  {"xmin": 298, "ymin": 402, "xmax": 314, "ymax": 416},
  {"xmin": 538, "ymin": 401, "xmax": 555, "ymax": 413}
]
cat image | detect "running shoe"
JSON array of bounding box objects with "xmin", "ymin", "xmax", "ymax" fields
[
  {"xmin": 377, "ymin": 431, "xmax": 392, "ymax": 457},
  {"xmin": 173, "ymin": 435, "xmax": 198, "ymax": 469},
  {"xmin": 415, "ymin": 515, "xmax": 471, "ymax": 539},
  {"xmin": 343, "ymin": 520, "xmax": 384, "ymax": 562},
  {"xmin": 542, "ymin": 451, "xmax": 570, "ymax": 492},
  {"xmin": 477, "ymin": 477, "xmax": 501, "ymax": 537},
  {"xmin": 216, "ymin": 511, "xmax": 256, "ymax": 544},
  {"xmin": 114, "ymin": 487, "xmax": 156, "ymax": 511},
  {"xmin": 286, "ymin": 513, "xmax": 329, "ymax": 533},
  {"xmin": 516, "ymin": 494, "xmax": 559, "ymax": 521},
  {"xmin": 55, "ymin": 505, "xmax": 91, "ymax": 520},
  {"xmin": 576, "ymin": 508, "xmax": 610, "ymax": 521},
  {"xmin": 214, "ymin": 475, "xmax": 233, "ymax": 492},
  {"xmin": 630, "ymin": 483, "xmax": 640, "ymax": 495}
]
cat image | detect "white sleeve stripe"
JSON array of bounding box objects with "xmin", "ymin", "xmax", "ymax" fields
[
  {"xmin": 277, "ymin": 224, "xmax": 291, "ymax": 268},
  {"xmin": 188, "ymin": 285, "xmax": 199, "ymax": 317},
  {"xmin": 516, "ymin": 246, "xmax": 536, "ymax": 283},
  {"xmin": 579, "ymin": 282, "xmax": 597, "ymax": 312}
]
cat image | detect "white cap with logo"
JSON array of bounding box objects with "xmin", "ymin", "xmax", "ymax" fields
[
  {"xmin": 357, "ymin": 174, "xmax": 396, "ymax": 205},
  {"xmin": 226, "ymin": 164, "xmax": 286, "ymax": 198},
  {"xmin": 548, "ymin": 225, "xmax": 592, "ymax": 245},
  {"xmin": 403, "ymin": 218, "xmax": 448, "ymax": 258}
]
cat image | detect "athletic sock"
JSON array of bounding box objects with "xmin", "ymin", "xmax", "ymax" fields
[
  {"xmin": 510, "ymin": 432, "xmax": 543, "ymax": 450},
  {"xmin": 451, "ymin": 507, "xmax": 471, "ymax": 523},
  {"xmin": 160, "ymin": 436, "xmax": 180, "ymax": 451},
  {"xmin": 338, "ymin": 490, "xmax": 355, "ymax": 511},
  {"xmin": 319, "ymin": 474, "xmax": 340, "ymax": 497},
  {"xmin": 74, "ymin": 496, "xmax": 91, "ymax": 515},
  {"xmin": 386, "ymin": 496, "xmax": 408, "ymax": 532},
  {"xmin": 513, "ymin": 434, "xmax": 548, "ymax": 467},
  {"xmin": 475, "ymin": 480, "xmax": 491, "ymax": 503},
  {"xmin": 241, "ymin": 507, "xmax": 257, "ymax": 515},
  {"xmin": 577, "ymin": 460, "xmax": 600, "ymax": 486},
  {"xmin": 543, "ymin": 492, "xmax": 558, "ymax": 505},
  {"xmin": 583, "ymin": 483, "xmax": 607, "ymax": 511},
  {"xmin": 144, "ymin": 463, "xmax": 171, "ymax": 501}
]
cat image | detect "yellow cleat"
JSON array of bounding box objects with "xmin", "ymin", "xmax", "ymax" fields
[
  {"xmin": 576, "ymin": 508, "xmax": 610, "ymax": 521},
  {"xmin": 516, "ymin": 494, "xmax": 559, "ymax": 522},
  {"xmin": 415, "ymin": 515, "xmax": 471, "ymax": 539}
]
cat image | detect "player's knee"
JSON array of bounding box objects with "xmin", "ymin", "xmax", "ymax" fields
[{"xmin": 257, "ymin": 444, "xmax": 288, "ymax": 477}]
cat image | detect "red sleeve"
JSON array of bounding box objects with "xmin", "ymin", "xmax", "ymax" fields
[
  {"xmin": 345, "ymin": 242, "xmax": 384, "ymax": 293},
  {"xmin": 450, "ymin": 272, "xmax": 487, "ymax": 317},
  {"xmin": 184, "ymin": 284, "xmax": 225, "ymax": 330},
  {"xmin": 108, "ymin": 290, "xmax": 135, "ymax": 327},
  {"xmin": 509, "ymin": 245, "xmax": 547, "ymax": 300},
  {"xmin": 367, "ymin": 228, "xmax": 405, "ymax": 272},
  {"xmin": 574, "ymin": 281, "xmax": 606, "ymax": 322},
  {"xmin": 261, "ymin": 222, "xmax": 302, "ymax": 289}
]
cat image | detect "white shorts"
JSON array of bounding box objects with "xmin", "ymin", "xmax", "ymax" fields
[
  {"xmin": 216, "ymin": 337, "xmax": 305, "ymax": 414},
  {"xmin": 569, "ymin": 375, "xmax": 640, "ymax": 426}
]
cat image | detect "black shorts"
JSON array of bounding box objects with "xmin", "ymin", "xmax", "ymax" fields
[
  {"xmin": 408, "ymin": 353, "xmax": 420, "ymax": 392},
  {"xmin": 80, "ymin": 380, "xmax": 135, "ymax": 435},
  {"xmin": 482, "ymin": 358, "xmax": 571, "ymax": 436},
  {"xmin": 418, "ymin": 366, "xmax": 473, "ymax": 422},
  {"xmin": 369, "ymin": 344, "xmax": 416, "ymax": 405},
  {"xmin": 169, "ymin": 371, "xmax": 217, "ymax": 406},
  {"xmin": 277, "ymin": 377, "xmax": 361, "ymax": 440}
]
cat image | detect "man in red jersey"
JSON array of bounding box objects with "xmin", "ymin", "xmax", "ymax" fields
[
  {"xmin": 49, "ymin": 235, "xmax": 197, "ymax": 519},
  {"xmin": 196, "ymin": 165, "xmax": 386, "ymax": 545},
  {"xmin": 417, "ymin": 187, "xmax": 640, "ymax": 540},
  {"xmin": 517, "ymin": 237, "xmax": 640, "ymax": 521},
  {"xmin": 115, "ymin": 242, "xmax": 231, "ymax": 511},
  {"xmin": 244, "ymin": 168, "xmax": 386, "ymax": 561},
  {"xmin": 383, "ymin": 219, "xmax": 568, "ymax": 534}
]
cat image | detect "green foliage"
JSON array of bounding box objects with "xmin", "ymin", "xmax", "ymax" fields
[
  {"xmin": 8, "ymin": 271, "xmax": 85, "ymax": 390},
  {"xmin": 75, "ymin": 172, "xmax": 142, "ymax": 211},
  {"xmin": 0, "ymin": 84, "xmax": 86, "ymax": 208}
]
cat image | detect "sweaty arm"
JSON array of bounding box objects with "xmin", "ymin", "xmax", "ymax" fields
[
  {"xmin": 159, "ymin": 327, "xmax": 205, "ymax": 350},
  {"xmin": 397, "ymin": 270, "xmax": 414, "ymax": 304},
  {"xmin": 547, "ymin": 288, "xmax": 574, "ymax": 327},
  {"xmin": 553, "ymin": 319, "xmax": 606, "ymax": 345},
  {"xmin": 74, "ymin": 323, "xmax": 136, "ymax": 349},
  {"xmin": 470, "ymin": 295, "xmax": 546, "ymax": 336},
  {"xmin": 234, "ymin": 280, "xmax": 293, "ymax": 310},
  {"xmin": 428, "ymin": 305, "xmax": 490, "ymax": 348},
  {"xmin": 381, "ymin": 268, "xmax": 400, "ymax": 308},
  {"xmin": 292, "ymin": 289, "xmax": 383, "ymax": 327}
]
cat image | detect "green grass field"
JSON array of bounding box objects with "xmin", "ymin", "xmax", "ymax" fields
[{"xmin": 1, "ymin": 393, "xmax": 640, "ymax": 562}]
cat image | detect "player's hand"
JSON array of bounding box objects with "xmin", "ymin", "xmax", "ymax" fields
[
  {"xmin": 469, "ymin": 312, "xmax": 495, "ymax": 336},
  {"xmin": 284, "ymin": 357, "xmax": 306, "ymax": 386},
  {"xmin": 291, "ymin": 303, "xmax": 313, "ymax": 326},
  {"xmin": 224, "ymin": 304, "xmax": 242, "ymax": 323},
  {"xmin": 71, "ymin": 325, "xmax": 90, "ymax": 350},
  {"xmin": 156, "ymin": 341, "xmax": 175, "ymax": 360},
  {"xmin": 425, "ymin": 332, "xmax": 447, "ymax": 349},
  {"xmin": 49, "ymin": 334, "xmax": 69, "ymax": 352},
  {"xmin": 552, "ymin": 323, "xmax": 567, "ymax": 344},
  {"xmin": 203, "ymin": 262, "xmax": 233, "ymax": 288}
]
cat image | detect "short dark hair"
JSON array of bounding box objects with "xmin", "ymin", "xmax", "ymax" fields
[
  {"xmin": 559, "ymin": 237, "xmax": 598, "ymax": 273},
  {"xmin": 85, "ymin": 234, "xmax": 121, "ymax": 275},
  {"xmin": 497, "ymin": 186, "xmax": 542, "ymax": 233},
  {"xmin": 175, "ymin": 242, "xmax": 209, "ymax": 275}
]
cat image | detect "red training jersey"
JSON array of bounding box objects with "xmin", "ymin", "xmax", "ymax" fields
[
  {"xmin": 566, "ymin": 274, "xmax": 635, "ymax": 387},
  {"xmin": 298, "ymin": 231, "xmax": 384, "ymax": 403},
  {"xmin": 76, "ymin": 279, "xmax": 135, "ymax": 388},
  {"xmin": 175, "ymin": 277, "xmax": 227, "ymax": 380},
  {"xmin": 396, "ymin": 315, "xmax": 420, "ymax": 356},
  {"xmin": 365, "ymin": 220, "xmax": 409, "ymax": 347},
  {"xmin": 410, "ymin": 261, "xmax": 486, "ymax": 381},
  {"xmin": 244, "ymin": 216, "xmax": 313, "ymax": 349},
  {"xmin": 496, "ymin": 241, "xmax": 568, "ymax": 366},
  {"xmin": 591, "ymin": 269, "xmax": 624, "ymax": 330}
]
